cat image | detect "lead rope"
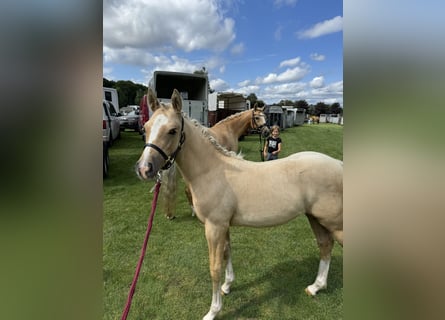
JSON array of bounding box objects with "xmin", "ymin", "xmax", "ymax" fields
[
  {"xmin": 259, "ymin": 132, "xmax": 265, "ymax": 161},
  {"xmin": 121, "ymin": 173, "xmax": 162, "ymax": 320}
]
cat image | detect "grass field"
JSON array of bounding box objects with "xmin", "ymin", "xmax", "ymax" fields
[{"xmin": 104, "ymin": 123, "xmax": 343, "ymax": 320}]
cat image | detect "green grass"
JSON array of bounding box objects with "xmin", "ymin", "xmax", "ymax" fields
[{"xmin": 104, "ymin": 124, "xmax": 343, "ymax": 320}]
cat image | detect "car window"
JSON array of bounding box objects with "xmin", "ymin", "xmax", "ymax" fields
[
  {"xmin": 108, "ymin": 102, "xmax": 118, "ymax": 116},
  {"xmin": 103, "ymin": 102, "xmax": 111, "ymax": 117}
]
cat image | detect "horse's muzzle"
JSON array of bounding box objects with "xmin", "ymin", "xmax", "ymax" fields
[
  {"xmin": 260, "ymin": 126, "xmax": 270, "ymax": 138},
  {"xmin": 136, "ymin": 162, "xmax": 154, "ymax": 180}
]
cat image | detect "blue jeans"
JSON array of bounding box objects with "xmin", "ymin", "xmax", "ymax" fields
[{"xmin": 266, "ymin": 153, "xmax": 278, "ymax": 161}]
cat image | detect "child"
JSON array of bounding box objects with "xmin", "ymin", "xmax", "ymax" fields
[{"xmin": 263, "ymin": 125, "xmax": 282, "ymax": 161}]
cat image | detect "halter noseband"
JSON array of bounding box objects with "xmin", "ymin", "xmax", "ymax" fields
[{"xmin": 144, "ymin": 116, "xmax": 186, "ymax": 170}]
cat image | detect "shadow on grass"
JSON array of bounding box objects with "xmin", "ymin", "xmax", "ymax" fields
[{"xmin": 218, "ymin": 255, "xmax": 343, "ymax": 319}]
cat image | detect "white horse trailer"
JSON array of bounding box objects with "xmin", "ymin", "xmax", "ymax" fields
[{"xmin": 149, "ymin": 71, "xmax": 209, "ymax": 125}]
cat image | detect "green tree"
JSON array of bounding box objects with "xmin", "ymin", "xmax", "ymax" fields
[
  {"xmin": 329, "ymin": 102, "xmax": 343, "ymax": 115},
  {"xmin": 103, "ymin": 78, "xmax": 147, "ymax": 109},
  {"xmin": 103, "ymin": 78, "xmax": 116, "ymax": 88},
  {"xmin": 256, "ymin": 100, "xmax": 265, "ymax": 107},
  {"xmin": 278, "ymin": 99, "xmax": 295, "ymax": 107},
  {"xmin": 246, "ymin": 93, "xmax": 258, "ymax": 106},
  {"xmin": 314, "ymin": 102, "xmax": 329, "ymax": 116},
  {"xmin": 296, "ymin": 100, "xmax": 309, "ymax": 111}
]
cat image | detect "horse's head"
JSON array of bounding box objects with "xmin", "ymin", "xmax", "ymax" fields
[
  {"xmin": 136, "ymin": 88, "xmax": 184, "ymax": 180},
  {"xmin": 252, "ymin": 103, "xmax": 270, "ymax": 137}
]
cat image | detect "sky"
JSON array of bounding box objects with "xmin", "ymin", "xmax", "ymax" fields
[{"xmin": 103, "ymin": 0, "xmax": 343, "ymax": 106}]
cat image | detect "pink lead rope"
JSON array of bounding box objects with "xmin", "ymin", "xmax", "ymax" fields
[{"xmin": 121, "ymin": 179, "xmax": 162, "ymax": 320}]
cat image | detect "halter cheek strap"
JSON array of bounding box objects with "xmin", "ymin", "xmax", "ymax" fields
[
  {"xmin": 251, "ymin": 109, "xmax": 266, "ymax": 129},
  {"xmin": 144, "ymin": 116, "xmax": 185, "ymax": 170}
]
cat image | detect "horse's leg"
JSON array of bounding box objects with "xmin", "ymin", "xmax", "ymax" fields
[
  {"xmin": 221, "ymin": 230, "xmax": 234, "ymax": 295},
  {"xmin": 203, "ymin": 222, "xmax": 228, "ymax": 320},
  {"xmin": 184, "ymin": 185, "xmax": 196, "ymax": 216},
  {"xmin": 333, "ymin": 230, "xmax": 343, "ymax": 246},
  {"xmin": 304, "ymin": 214, "xmax": 334, "ymax": 296}
]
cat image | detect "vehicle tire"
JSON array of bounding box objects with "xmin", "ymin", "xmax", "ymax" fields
[
  {"xmin": 108, "ymin": 129, "xmax": 113, "ymax": 147},
  {"xmin": 103, "ymin": 143, "xmax": 109, "ymax": 178}
]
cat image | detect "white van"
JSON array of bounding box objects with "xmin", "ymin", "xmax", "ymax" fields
[{"xmin": 103, "ymin": 87, "xmax": 119, "ymax": 110}]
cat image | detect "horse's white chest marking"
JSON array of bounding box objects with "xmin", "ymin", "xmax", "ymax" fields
[{"xmin": 148, "ymin": 114, "xmax": 168, "ymax": 143}]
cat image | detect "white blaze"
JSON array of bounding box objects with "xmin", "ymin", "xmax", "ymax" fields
[
  {"xmin": 148, "ymin": 114, "xmax": 168, "ymax": 143},
  {"xmin": 140, "ymin": 114, "xmax": 169, "ymax": 163}
]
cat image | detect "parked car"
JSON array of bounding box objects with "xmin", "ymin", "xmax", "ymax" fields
[
  {"xmin": 118, "ymin": 110, "xmax": 140, "ymax": 131},
  {"xmin": 120, "ymin": 105, "xmax": 139, "ymax": 115},
  {"xmin": 138, "ymin": 94, "xmax": 149, "ymax": 137},
  {"xmin": 103, "ymin": 140, "xmax": 109, "ymax": 178},
  {"xmin": 103, "ymin": 100, "xmax": 121, "ymax": 146}
]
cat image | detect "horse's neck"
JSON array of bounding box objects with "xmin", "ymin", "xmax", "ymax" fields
[
  {"xmin": 215, "ymin": 111, "xmax": 251, "ymax": 137},
  {"xmin": 176, "ymin": 119, "xmax": 224, "ymax": 183}
]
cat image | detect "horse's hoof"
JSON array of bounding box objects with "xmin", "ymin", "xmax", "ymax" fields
[
  {"xmin": 305, "ymin": 287, "xmax": 316, "ymax": 297},
  {"xmin": 221, "ymin": 288, "xmax": 230, "ymax": 296},
  {"xmin": 166, "ymin": 215, "xmax": 176, "ymax": 220}
]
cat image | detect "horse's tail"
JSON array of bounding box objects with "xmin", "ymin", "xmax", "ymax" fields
[{"xmin": 160, "ymin": 164, "xmax": 178, "ymax": 219}]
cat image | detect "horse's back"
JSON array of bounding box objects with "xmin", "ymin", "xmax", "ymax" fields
[{"xmin": 286, "ymin": 151, "xmax": 342, "ymax": 190}]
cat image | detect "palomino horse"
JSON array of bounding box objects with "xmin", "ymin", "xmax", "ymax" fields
[
  {"xmin": 309, "ymin": 115, "xmax": 320, "ymax": 124},
  {"xmin": 207, "ymin": 105, "xmax": 269, "ymax": 152},
  {"xmin": 136, "ymin": 89, "xmax": 343, "ymax": 320},
  {"xmin": 162, "ymin": 105, "xmax": 269, "ymax": 219}
]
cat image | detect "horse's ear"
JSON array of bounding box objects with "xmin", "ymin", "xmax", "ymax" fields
[
  {"xmin": 147, "ymin": 88, "xmax": 161, "ymax": 112},
  {"xmin": 171, "ymin": 89, "xmax": 182, "ymax": 112},
  {"xmin": 253, "ymin": 103, "xmax": 258, "ymax": 110}
]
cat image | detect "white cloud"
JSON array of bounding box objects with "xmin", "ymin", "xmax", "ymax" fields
[
  {"xmin": 310, "ymin": 53, "xmax": 325, "ymax": 61},
  {"xmin": 263, "ymin": 82, "xmax": 307, "ymax": 95},
  {"xmin": 231, "ymin": 43, "xmax": 245, "ymax": 55},
  {"xmin": 279, "ymin": 57, "xmax": 301, "ymax": 68},
  {"xmin": 238, "ymin": 80, "xmax": 250, "ymax": 87},
  {"xmin": 298, "ymin": 16, "xmax": 343, "ymax": 39},
  {"xmin": 258, "ymin": 80, "xmax": 343, "ymax": 105},
  {"xmin": 103, "ymin": 66, "xmax": 113, "ymax": 78},
  {"xmin": 258, "ymin": 65, "xmax": 309, "ymax": 84},
  {"xmin": 210, "ymin": 78, "xmax": 230, "ymax": 92},
  {"xmin": 104, "ymin": 0, "xmax": 235, "ymax": 53},
  {"xmin": 236, "ymin": 85, "xmax": 261, "ymax": 96},
  {"xmin": 310, "ymin": 76, "xmax": 324, "ymax": 88},
  {"xmin": 274, "ymin": 26, "xmax": 283, "ymax": 41},
  {"xmin": 274, "ymin": 0, "xmax": 298, "ymax": 7},
  {"xmin": 309, "ymin": 80, "xmax": 343, "ymax": 104}
]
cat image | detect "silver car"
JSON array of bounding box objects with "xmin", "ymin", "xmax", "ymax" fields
[
  {"xmin": 118, "ymin": 110, "xmax": 140, "ymax": 131},
  {"xmin": 103, "ymin": 100, "xmax": 120, "ymax": 146}
]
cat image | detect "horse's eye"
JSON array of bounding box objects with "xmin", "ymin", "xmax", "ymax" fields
[{"xmin": 168, "ymin": 128, "xmax": 177, "ymax": 135}]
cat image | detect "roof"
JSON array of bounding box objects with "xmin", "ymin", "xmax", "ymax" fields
[
  {"xmin": 266, "ymin": 105, "xmax": 283, "ymax": 114},
  {"xmin": 217, "ymin": 92, "xmax": 246, "ymax": 103}
]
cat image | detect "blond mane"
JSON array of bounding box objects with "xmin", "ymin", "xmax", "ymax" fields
[
  {"xmin": 212, "ymin": 110, "xmax": 246, "ymax": 126},
  {"xmin": 184, "ymin": 113, "xmax": 244, "ymax": 159}
]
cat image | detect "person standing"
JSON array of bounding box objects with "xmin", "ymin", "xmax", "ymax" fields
[{"xmin": 263, "ymin": 125, "xmax": 282, "ymax": 161}]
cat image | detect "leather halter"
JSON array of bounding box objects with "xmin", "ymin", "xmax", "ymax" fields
[
  {"xmin": 251, "ymin": 109, "xmax": 266, "ymax": 130},
  {"xmin": 144, "ymin": 116, "xmax": 186, "ymax": 170}
]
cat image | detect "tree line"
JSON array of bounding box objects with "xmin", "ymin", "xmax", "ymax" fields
[{"xmin": 103, "ymin": 78, "xmax": 342, "ymax": 116}]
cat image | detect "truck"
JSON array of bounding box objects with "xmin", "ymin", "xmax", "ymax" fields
[{"xmin": 148, "ymin": 71, "xmax": 209, "ymax": 125}]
